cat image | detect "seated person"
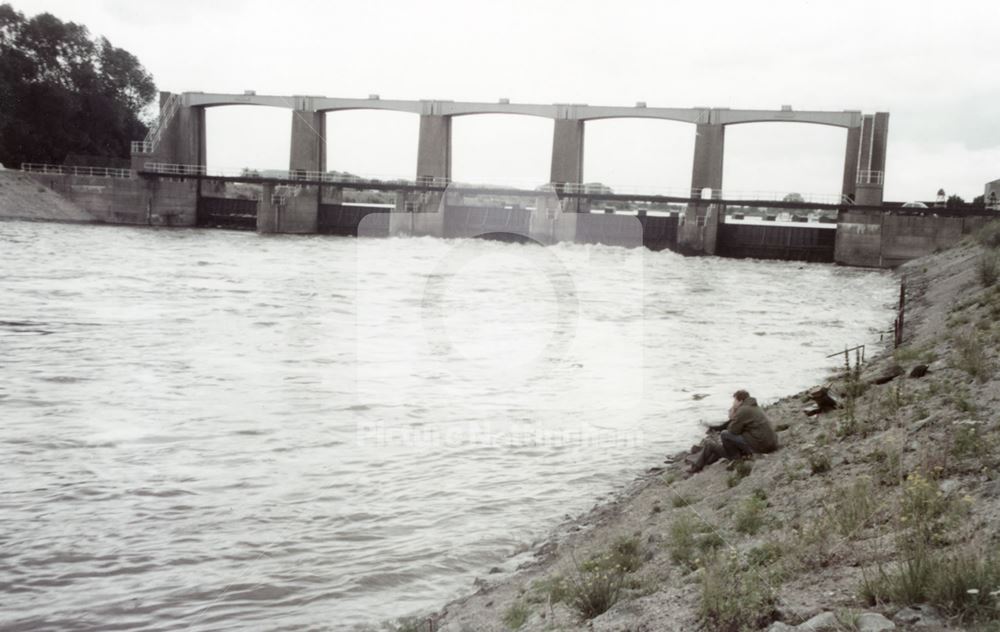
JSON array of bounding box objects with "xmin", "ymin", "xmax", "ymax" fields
[{"xmin": 688, "ymin": 389, "xmax": 778, "ymax": 473}]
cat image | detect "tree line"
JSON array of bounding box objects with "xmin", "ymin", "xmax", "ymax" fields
[{"xmin": 0, "ymin": 3, "xmax": 156, "ymax": 168}]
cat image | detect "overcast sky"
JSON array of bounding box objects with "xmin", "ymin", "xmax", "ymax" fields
[{"xmin": 14, "ymin": 0, "xmax": 1000, "ymax": 200}]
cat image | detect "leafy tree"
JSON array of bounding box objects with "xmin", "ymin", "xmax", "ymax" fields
[
  {"xmin": 782, "ymin": 192, "xmax": 804, "ymax": 203},
  {"xmin": 946, "ymin": 194, "xmax": 966, "ymax": 209},
  {"xmin": 0, "ymin": 4, "xmax": 156, "ymax": 167},
  {"xmin": 972, "ymin": 195, "xmax": 985, "ymax": 209}
]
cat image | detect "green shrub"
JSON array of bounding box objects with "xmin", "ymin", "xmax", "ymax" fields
[
  {"xmin": 825, "ymin": 477, "xmax": 880, "ymax": 538},
  {"xmin": 978, "ymin": 250, "xmax": 1000, "ymax": 287},
  {"xmin": 698, "ymin": 531, "xmax": 726, "ymax": 553},
  {"xmin": 564, "ymin": 564, "xmax": 626, "ymax": 620},
  {"xmin": 808, "ymin": 448, "xmax": 832, "ymax": 475},
  {"xmin": 699, "ymin": 555, "xmax": 779, "ymax": 631},
  {"xmin": 952, "ymin": 422, "xmax": 989, "ymax": 459},
  {"xmin": 669, "ymin": 512, "xmax": 710, "ymax": 569},
  {"xmin": 747, "ymin": 541, "xmax": 784, "ymax": 567},
  {"xmin": 861, "ymin": 549, "xmax": 1000, "ymax": 624},
  {"xmin": 952, "ymin": 330, "xmax": 994, "ymax": 382},
  {"xmin": 726, "ymin": 459, "xmax": 753, "ymax": 487},
  {"xmin": 529, "ymin": 574, "xmax": 570, "ymax": 605},
  {"xmin": 976, "ymin": 220, "xmax": 1000, "ymax": 248},
  {"xmin": 735, "ymin": 496, "xmax": 768, "ymax": 536},
  {"xmin": 869, "ymin": 447, "xmax": 903, "ymax": 487},
  {"xmin": 562, "ymin": 536, "xmax": 645, "ymax": 620},
  {"xmin": 672, "ymin": 494, "xmax": 693, "ymax": 508},
  {"xmin": 897, "ymin": 472, "xmax": 967, "ymax": 550},
  {"xmin": 502, "ymin": 601, "xmax": 530, "ymax": 629}
]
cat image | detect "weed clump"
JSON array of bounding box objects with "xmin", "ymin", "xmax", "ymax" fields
[
  {"xmin": 951, "ymin": 330, "xmax": 994, "ymax": 382},
  {"xmin": 502, "ymin": 601, "xmax": 530, "ymax": 629},
  {"xmin": 726, "ymin": 459, "xmax": 753, "ymax": 488},
  {"xmin": 861, "ymin": 550, "xmax": 1000, "ymax": 625},
  {"xmin": 699, "ymin": 554, "xmax": 779, "ymax": 632},
  {"xmin": 825, "ymin": 477, "xmax": 880, "ymax": 538},
  {"xmin": 538, "ymin": 536, "xmax": 646, "ymax": 620},
  {"xmin": 807, "ymin": 448, "xmax": 832, "ymax": 475},
  {"xmin": 975, "ymin": 220, "xmax": 1000, "ymax": 248},
  {"xmin": 668, "ymin": 513, "xmax": 723, "ymax": 570},
  {"xmin": 734, "ymin": 496, "xmax": 768, "ymax": 536}
]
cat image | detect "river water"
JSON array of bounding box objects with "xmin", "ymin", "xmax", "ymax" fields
[{"xmin": 0, "ymin": 221, "xmax": 896, "ymax": 630}]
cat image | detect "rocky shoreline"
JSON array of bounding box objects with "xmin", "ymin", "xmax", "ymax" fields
[{"xmin": 391, "ymin": 229, "xmax": 1000, "ymax": 632}]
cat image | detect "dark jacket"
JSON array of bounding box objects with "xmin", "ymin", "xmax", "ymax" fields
[{"xmin": 728, "ymin": 398, "xmax": 778, "ymax": 453}]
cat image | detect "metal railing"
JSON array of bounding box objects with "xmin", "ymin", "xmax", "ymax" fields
[
  {"xmin": 22, "ymin": 163, "xmax": 134, "ymax": 179},
  {"xmin": 857, "ymin": 170, "xmax": 884, "ymax": 185},
  {"xmin": 131, "ymin": 93, "xmax": 182, "ymax": 155},
  {"xmin": 144, "ymin": 162, "xmax": 207, "ymax": 176},
  {"xmin": 137, "ymin": 163, "xmax": 855, "ymax": 205},
  {"xmin": 559, "ymin": 182, "xmax": 847, "ymax": 205},
  {"xmin": 143, "ymin": 162, "xmax": 452, "ymax": 187}
]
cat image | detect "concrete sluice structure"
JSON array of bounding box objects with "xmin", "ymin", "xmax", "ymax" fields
[{"xmin": 14, "ymin": 91, "xmax": 999, "ymax": 267}]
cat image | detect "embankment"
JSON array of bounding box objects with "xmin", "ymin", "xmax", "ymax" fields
[
  {"xmin": 409, "ymin": 228, "xmax": 1000, "ymax": 632},
  {"xmin": 0, "ymin": 169, "xmax": 96, "ymax": 223}
]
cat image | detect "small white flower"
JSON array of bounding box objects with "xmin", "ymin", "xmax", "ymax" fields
[{"xmin": 967, "ymin": 588, "xmax": 980, "ymax": 595}]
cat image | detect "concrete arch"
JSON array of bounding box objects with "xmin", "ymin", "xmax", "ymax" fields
[
  {"xmin": 577, "ymin": 107, "xmax": 708, "ymax": 125},
  {"xmin": 721, "ymin": 121, "xmax": 850, "ymax": 197},
  {"xmin": 450, "ymin": 113, "xmax": 553, "ymax": 186},
  {"xmin": 439, "ymin": 102, "xmax": 556, "ymax": 118},
  {"xmin": 324, "ymin": 109, "xmax": 418, "ymax": 179},
  {"xmin": 583, "ymin": 117, "xmax": 697, "ymax": 192},
  {"xmin": 203, "ymin": 105, "xmax": 292, "ymax": 170},
  {"xmin": 185, "ymin": 93, "xmax": 299, "ymax": 109},
  {"xmin": 714, "ymin": 109, "xmax": 862, "ymax": 128}
]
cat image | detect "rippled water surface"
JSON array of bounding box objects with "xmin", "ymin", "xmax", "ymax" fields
[{"xmin": 0, "ymin": 221, "xmax": 897, "ymax": 630}]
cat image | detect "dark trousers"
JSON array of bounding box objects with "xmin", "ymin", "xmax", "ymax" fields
[{"xmin": 690, "ymin": 431, "xmax": 754, "ymax": 472}]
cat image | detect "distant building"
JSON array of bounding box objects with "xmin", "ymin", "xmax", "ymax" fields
[{"xmin": 986, "ymin": 179, "xmax": 1000, "ymax": 210}]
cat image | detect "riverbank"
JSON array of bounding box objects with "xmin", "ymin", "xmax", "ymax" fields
[
  {"xmin": 0, "ymin": 169, "xmax": 95, "ymax": 222},
  {"xmin": 403, "ymin": 228, "xmax": 1000, "ymax": 631}
]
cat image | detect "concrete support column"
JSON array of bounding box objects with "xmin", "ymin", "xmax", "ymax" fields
[
  {"xmin": 134, "ymin": 99, "xmax": 205, "ymax": 172},
  {"xmin": 680, "ymin": 122, "xmax": 725, "ymax": 255},
  {"xmin": 416, "ymin": 115, "xmax": 451, "ymax": 181},
  {"xmin": 549, "ymin": 119, "xmax": 585, "ymax": 213},
  {"xmin": 841, "ymin": 125, "xmax": 861, "ymax": 202},
  {"xmin": 690, "ymin": 122, "xmax": 725, "ymax": 197},
  {"xmin": 257, "ymin": 184, "xmax": 279, "ymax": 233},
  {"xmin": 550, "ymin": 119, "xmax": 585, "ymax": 186},
  {"xmin": 853, "ymin": 113, "xmax": 890, "ymax": 206},
  {"xmin": 289, "ymin": 110, "xmax": 326, "ymax": 175}
]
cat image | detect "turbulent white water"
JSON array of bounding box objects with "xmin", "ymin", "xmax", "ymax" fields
[{"xmin": 0, "ymin": 221, "xmax": 897, "ymax": 630}]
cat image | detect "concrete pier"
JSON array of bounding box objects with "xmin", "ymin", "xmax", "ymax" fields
[
  {"xmin": 289, "ymin": 110, "xmax": 326, "ymax": 174},
  {"xmin": 550, "ymin": 119, "xmax": 585, "ymax": 187},
  {"xmin": 841, "ymin": 125, "xmax": 861, "ymax": 201},
  {"xmin": 690, "ymin": 122, "xmax": 725, "ymax": 197},
  {"xmin": 257, "ymin": 184, "xmax": 279, "ymax": 233},
  {"xmin": 416, "ymin": 114, "xmax": 451, "ymax": 182}
]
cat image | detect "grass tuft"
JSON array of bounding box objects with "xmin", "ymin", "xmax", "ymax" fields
[
  {"xmin": 699, "ymin": 554, "xmax": 779, "ymax": 632},
  {"xmin": 502, "ymin": 601, "xmax": 530, "ymax": 629},
  {"xmin": 734, "ymin": 496, "xmax": 768, "ymax": 536},
  {"xmin": 952, "ymin": 330, "xmax": 994, "ymax": 382}
]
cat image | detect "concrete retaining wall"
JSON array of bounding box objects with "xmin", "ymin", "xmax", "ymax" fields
[
  {"xmin": 835, "ymin": 211, "xmax": 994, "ymax": 267},
  {"xmin": 0, "ymin": 170, "xmax": 95, "ymax": 222},
  {"xmin": 24, "ymin": 172, "xmax": 197, "ymax": 226}
]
